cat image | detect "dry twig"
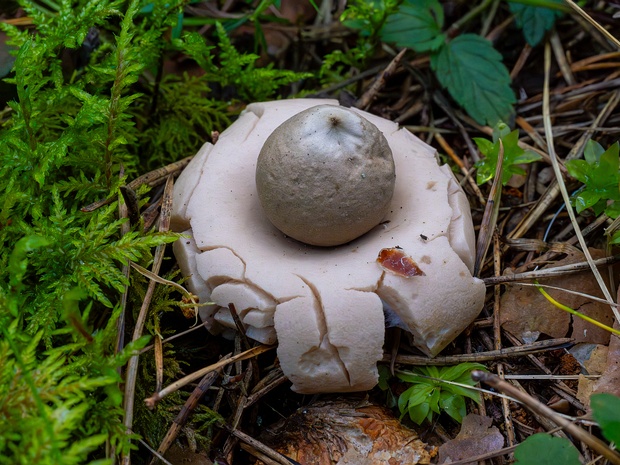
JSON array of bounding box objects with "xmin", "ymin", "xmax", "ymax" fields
[
  {"xmin": 383, "ymin": 338, "xmax": 573, "ymax": 366},
  {"xmin": 472, "ymin": 371, "xmax": 620, "ymax": 465}
]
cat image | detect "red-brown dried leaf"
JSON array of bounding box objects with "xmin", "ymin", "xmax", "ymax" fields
[{"xmin": 377, "ymin": 248, "xmax": 425, "ymax": 278}]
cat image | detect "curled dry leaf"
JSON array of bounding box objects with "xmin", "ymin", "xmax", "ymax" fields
[{"xmin": 257, "ymin": 398, "xmax": 432, "ymax": 465}]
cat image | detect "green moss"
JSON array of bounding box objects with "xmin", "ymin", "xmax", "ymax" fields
[{"xmin": 0, "ymin": 0, "xmax": 309, "ymax": 462}]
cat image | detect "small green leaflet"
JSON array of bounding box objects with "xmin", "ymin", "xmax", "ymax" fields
[
  {"xmin": 430, "ymin": 34, "xmax": 515, "ymax": 125},
  {"xmin": 565, "ymin": 141, "xmax": 620, "ymax": 218},
  {"xmin": 380, "ymin": 0, "xmax": 445, "ymax": 53},
  {"xmin": 514, "ymin": 434, "xmax": 581, "ymax": 465},
  {"xmin": 396, "ymin": 362, "xmax": 485, "ymax": 424},
  {"xmin": 509, "ymin": 0, "xmax": 564, "ymax": 46},
  {"xmin": 474, "ymin": 123, "xmax": 542, "ymax": 185},
  {"xmin": 591, "ymin": 393, "xmax": 620, "ymax": 445}
]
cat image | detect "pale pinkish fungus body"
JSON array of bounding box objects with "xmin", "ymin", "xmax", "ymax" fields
[{"xmin": 171, "ymin": 99, "xmax": 485, "ymax": 394}]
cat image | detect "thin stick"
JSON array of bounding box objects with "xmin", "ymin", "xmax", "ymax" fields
[
  {"xmin": 245, "ymin": 371, "xmax": 289, "ymax": 408},
  {"xmin": 502, "ymin": 331, "xmax": 581, "ymax": 405},
  {"xmin": 122, "ymin": 176, "xmax": 174, "ymax": 465},
  {"xmin": 239, "ymin": 443, "xmax": 283, "ymax": 465},
  {"xmin": 536, "ymin": 284, "xmax": 620, "ymax": 336},
  {"xmin": 483, "ymin": 254, "xmax": 620, "ymax": 285},
  {"xmin": 382, "ymin": 338, "xmax": 573, "ymax": 365},
  {"xmin": 472, "ymin": 371, "xmax": 620, "ymax": 465},
  {"xmin": 550, "ymin": 29, "xmax": 576, "ymax": 86},
  {"xmin": 154, "ymin": 335, "xmax": 163, "ymax": 393},
  {"xmin": 145, "ymin": 345, "xmax": 274, "ymax": 408},
  {"xmin": 116, "ymin": 190, "xmax": 131, "ymax": 355},
  {"xmin": 504, "ymin": 374, "xmax": 599, "ymax": 380},
  {"xmin": 130, "ymin": 262, "xmax": 199, "ymax": 317},
  {"xmin": 139, "ymin": 320, "xmax": 209, "ymax": 354},
  {"xmin": 507, "ymin": 89, "xmax": 620, "ymax": 241},
  {"xmin": 542, "ymin": 41, "xmax": 619, "ymax": 319},
  {"xmin": 435, "ymin": 132, "xmax": 486, "ymax": 205},
  {"xmin": 493, "ymin": 233, "xmax": 516, "ymax": 447},
  {"xmin": 474, "ymin": 140, "xmax": 504, "ymax": 277},
  {"xmin": 81, "ymin": 156, "xmax": 193, "ymax": 212},
  {"xmin": 356, "ymin": 48, "xmax": 407, "ymax": 110},
  {"xmin": 564, "ymin": 0, "xmax": 620, "ymax": 50},
  {"xmin": 225, "ymin": 427, "xmax": 298, "ymax": 465},
  {"xmin": 151, "ymin": 370, "xmax": 220, "ymax": 464},
  {"xmin": 506, "ymin": 281, "xmax": 620, "ymax": 308}
]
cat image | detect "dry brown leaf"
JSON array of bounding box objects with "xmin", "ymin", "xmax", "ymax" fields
[
  {"xmin": 593, "ymin": 318, "xmax": 620, "ymax": 399},
  {"xmin": 258, "ymin": 398, "xmax": 432, "ymax": 465},
  {"xmin": 437, "ymin": 414, "xmax": 504, "ymax": 465},
  {"xmin": 500, "ymin": 249, "xmax": 615, "ymax": 344},
  {"xmin": 574, "ymin": 343, "xmax": 610, "ymax": 405}
]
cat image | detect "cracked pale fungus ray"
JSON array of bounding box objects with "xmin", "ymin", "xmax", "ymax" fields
[{"xmin": 171, "ymin": 99, "xmax": 485, "ymax": 393}]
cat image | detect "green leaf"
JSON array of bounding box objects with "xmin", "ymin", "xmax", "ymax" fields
[
  {"xmin": 565, "ymin": 159, "xmax": 590, "ymax": 184},
  {"xmin": 514, "ymin": 434, "xmax": 581, "ymax": 465},
  {"xmin": 440, "ymin": 362, "xmax": 486, "ymax": 382},
  {"xmin": 428, "ymin": 387, "xmax": 441, "ymax": 414},
  {"xmin": 430, "ymin": 34, "xmax": 515, "ymax": 125},
  {"xmin": 475, "ymin": 126, "xmax": 541, "ymax": 185},
  {"xmin": 600, "ymin": 143, "xmax": 620, "ymax": 175},
  {"xmin": 584, "ymin": 139, "xmax": 605, "ymax": 164},
  {"xmin": 566, "ymin": 142, "xmax": 620, "ymax": 216},
  {"xmin": 492, "ymin": 121, "xmax": 512, "ymax": 141},
  {"xmin": 381, "ymin": 0, "xmax": 445, "ymax": 52},
  {"xmin": 604, "ymin": 201, "xmax": 620, "ymax": 220},
  {"xmin": 444, "ymin": 384, "xmax": 481, "ymax": 404},
  {"xmin": 591, "ymin": 393, "xmax": 620, "ymax": 445},
  {"xmin": 408, "ymin": 400, "xmax": 431, "ymax": 424},
  {"xmin": 573, "ymin": 189, "xmax": 602, "ymax": 213},
  {"xmin": 609, "ymin": 229, "xmax": 620, "ymax": 245},
  {"xmin": 509, "ymin": 0, "xmax": 563, "ymax": 46},
  {"xmin": 403, "ymin": 384, "xmax": 435, "ymax": 409},
  {"xmin": 396, "ymin": 363, "xmax": 486, "ymax": 424},
  {"xmin": 439, "ymin": 391, "xmax": 466, "ymax": 423},
  {"xmin": 507, "ymin": 0, "xmax": 568, "ymax": 9},
  {"xmin": 398, "ymin": 385, "xmax": 416, "ymax": 414},
  {"xmin": 397, "ymin": 371, "xmax": 430, "ymax": 384},
  {"xmin": 424, "ymin": 365, "xmax": 441, "ymax": 379}
]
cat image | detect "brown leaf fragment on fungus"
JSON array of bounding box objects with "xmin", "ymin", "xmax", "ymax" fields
[{"xmin": 377, "ymin": 247, "xmax": 426, "ymax": 277}]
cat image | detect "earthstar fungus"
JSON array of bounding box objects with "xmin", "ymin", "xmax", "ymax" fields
[
  {"xmin": 171, "ymin": 99, "xmax": 486, "ymax": 394},
  {"xmin": 256, "ymin": 105, "xmax": 396, "ymax": 247}
]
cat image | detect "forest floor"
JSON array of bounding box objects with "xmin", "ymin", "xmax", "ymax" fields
[{"xmin": 3, "ymin": 1, "xmax": 620, "ymax": 464}]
